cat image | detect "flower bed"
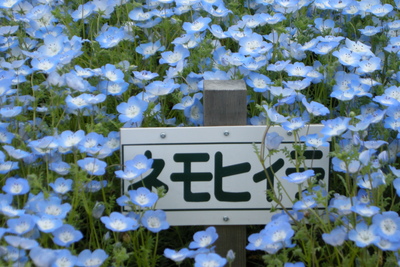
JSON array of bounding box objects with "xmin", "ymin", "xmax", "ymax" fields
[{"xmin": 0, "ymin": 0, "xmax": 399, "ymax": 266}]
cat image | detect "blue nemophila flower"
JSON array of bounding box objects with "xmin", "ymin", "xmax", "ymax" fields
[
  {"xmin": 265, "ymin": 106, "xmax": 288, "ymax": 124},
  {"xmin": 0, "ymin": 0, "xmax": 21, "ymax": 8},
  {"xmin": 369, "ymin": 3, "xmax": 393, "ymax": 16},
  {"xmin": 115, "ymin": 154, "xmax": 152, "ymax": 180},
  {"xmin": 285, "ymin": 62, "xmax": 313, "ymax": 77},
  {"xmin": 314, "ymin": 18, "xmax": 340, "ymax": 34},
  {"xmin": 301, "ymin": 98, "xmax": 329, "ymax": 116},
  {"xmin": 260, "ymin": 12, "xmax": 286, "ymax": 24},
  {"xmin": 133, "ymin": 70, "xmax": 159, "ymax": 81},
  {"xmin": 49, "ymin": 161, "xmax": 71, "ymax": 175},
  {"xmin": 37, "ymin": 196, "xmax": 72, "ymax": 219},
  {"xmin": 52, "ymin": 249, "xmax": 78, "ymax": 267},
  {"xmin": 30, "ymin": 56, "xmax": 60, "ymax": 74},
  {"xmin": 320, "ymin": 117, "xmax": 351, "ymax": 137},
  {"xmin": 129, "ymin": 187, "xmax": 158, "ymax": 208},
  {"xmin": 0, "ymin": 128, "xmax": 14, "ymax": 144},
  {"xmin": 239, "ymin": 33, "xmax": 272, "ymax": 56},
  {"xmin": 283, "ymin": 170, "xmax": 315, "ymax": 184},
  {"xmin": 282, "ymin": 116, "xmax": 309, "ymax": 131},
  {"xmin": 349, "ymin": 221, "xmax": 379, "ymax": 248},
  {"xmin": 114, "ymin": 163, "xmax": 141, "ymax": 181},
  {"xmin": 209, "ymin": 24, "xmax": 230, "ymax": 39},
  {"xmin": 329, "ymin": 193, "xmax": 352, "ymax": 216},
  {"xmin": 184, "ymin": 98, "xmax": 204, "ymax": 126},
  {"xmin": 129, "ymin": 7, "xmax": 154, "ymax": 21},
  {"xmin": 4, "ymin": 235, "xmax": 38, "ymax": 250},
  {"xmin": 71, "ymin": 2, "xmax": 96, "ymax": 21},
  {"xmin": 345, "ymin": 38, "xmax": 373, "ymax": 56},
  {"xmin": 29, "ymin": 247, "xmax": 57, "ymax": 267},
  {"xmin": 57, "ymin": 130, "xmax": 85, "ymax": 149},
  {"xmin": 78, "ymin": 132, "xmax": 105, "ymax": 155},
  {"xmin": 77, "ymin": 157, "xmax": 107, "ymax": 176},
  {"xmin": 322, "ymin": 226, "xmax": 347, "ymax": 246},
  {"xmin": 265, "ymin": 132, "xmax": 284, "ymax": 150},
  {"xmin": 293, "ymin": 194, "xmax": 317, "ymax": 211},
  {"xmin": 246, "ymin": 231, "xmax": 266, "ymax": 251},
  {"xmin": 246, "ymin": 72, "xmax": 271, "ymax": 93},
  {"xmin": 146, "ymin": 79, "xmax": 180, "ymax": 96},
  {"xmin": 91, "ymin": 202, "xmax": 105, "ymax": 219},
  {"xmin": 3, "ymin": 145, "xmax": 30, "ymax": 160},
  {"xmin": 300, "ymin": 134, "xmax": 329, "ymax": 148},
  {"xmin": 65, "ymin": 94, "xmax": 90, "ymax": 111},
  {"xmin": 117, "ymin": 95, "xmax": 148, "ymax": 124},
  {"xmin": 85, "ymin": 180, "xmax": 107, "ymax": 193},
  {"xmin": 227, "ymin": 52, "xmax": 245, "ymax": 66},
  {"xmin": 0, "ymin": 201, "xmax": 25, "ymax": 217},
  {"xmin": 283, "ymin": 78, "xmax": 312, "ymax": 91},
  {"xmin": 52, "ymin": 224, "xmax": 83, "ymax": 247},
  {"xmin": 284, "ymin": 262, "xmax": 305, "ymax": 267},
  {"xmin": 49, "ymin": 178, "xmax": 73, "ymax": 195},
  {"xmin": 35, "ymin": 215, "xmax": 63, "ymax": 233},
  {"xmin": 135, "ymin": 40, "xmax": 165, "ymax": 59},
  {"xmin": 357, "ymin": 56, "xmax": 381, "ymax": 74},
  {"xmin": 351, "ymin": 203, "xmax": 380, "ymax": 217},
  {"xmin": 189, "ymin": 226, "xmax": 218, "ymax": 249},
  {"xmin": 241, "ymin": 14, "xmax": 263, "ymax": 28},
  {"xmin": 159, "ymin": 44, "xmax": 190, "ymax": 66},
  {"xmin": 183, "ymin": 16, "xmax": 211, "ymax": 34},
  {"xmin": 332, "ymin": 47, "xmax": 361, "ymax": 67},
  {"xmin": 2, "ymin": 245, "xmax": 26, "ymax": 262},
  {"xmin": 172, "ymin": 93, "xmax": 202, "ymax": 111},
  {"xmin": 101, "ymin": 211, "xmax": 139, "ymax": 232},
  {"xmin": 194, "ymin": 253, "xmax": 227, "ymax": 267},
  {"xmin": 141, "ymin": 210, "xmax": 169, "ymax": 233},
  {"xmin": 263, "ymin": 221, "xmax": 295, "ymax": 247},
  {"xmin": 96, "ymin": 25, "xmax": 125, "ymax": 49},
  {"xmin": 0, "ymin": 105, "xmax": 22, "ymax": 118},
  {"xmin": 241, "ymin": 56, "xmax": 267, "ymax": 71},
  {"xmin": 372, "ymin": 211, "xmax": 400, "ymax": 242},
  {"xmin": 74, "ymin": 65, "xmax": 95, "ymax": 78},
  {"xmin": 309, "ymin": 41, "xmax": 339, "ymax": 55},
  {"xmin": 332, "ymin": 157, "xmax": 360, "ymax": 173},
  {"xmin": 98, "ymin": 80, "xmax": 129, "ymax": 95},
  {"xmin": 76, "ymin": 249, "xmax": 108, "ymax": 267},
  {"xmin": 164, "ymin": 248, "xmax": 193, "ymax": 264},
  {"xmin": 101, "ymin": 63, "xmax": 124, "ymax": 82},
  {"xmin": 267, "ymin": 60, "xmax": 291, "ymax": 71},
  {"xmin": 375, "ymin": 238, "xmax": 400, "ymax": 251},
  {"xmin": 3, "ymin": 177, "xmax": 30, "ymax": 195},
  {"xmin": 7, "ymin": 214, "xmax": 36, "ymax": 235}
]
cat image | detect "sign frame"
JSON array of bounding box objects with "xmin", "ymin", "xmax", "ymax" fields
[{"xmin": 120, "ymin": 125, "xmax": 329, "ymax": 226}]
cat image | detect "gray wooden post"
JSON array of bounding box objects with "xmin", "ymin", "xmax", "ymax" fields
[{"xmin": 203, "ymin": 80, "xmax": 247, "ymax": 267}]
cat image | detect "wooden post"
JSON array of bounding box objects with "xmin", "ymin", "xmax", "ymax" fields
[{"xmin": 203, "ymin": 80, "xmax": 247, "ymax": 267}]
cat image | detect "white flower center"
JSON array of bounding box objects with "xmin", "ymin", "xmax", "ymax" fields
[
  {"xmin": 127, "ymin": 106, "xmax": 139, "ymax": 118},
  {"xmin": 199, "ymin": 235, "xmax": 212, "ymax": 247},
  {"xmin": 45, "ymin": 205, "xmax": 62, "ymax": 216},
  {"xmin": 110, "ymin": 219, "xmax": 127, "ymax": 231},
  {"xmin": 15, "ymin": 221, "xmax": 30, "ymax": 234},
  {"xmin": 11, "ymin": 183, "xmax": 22, "ymax": 194},
  {"xmin": 135, "ymin": 194, "xmax": 148, "ymax": 205},
  {"xmin": 59, "ymin": 231, "xmax": 74, "ymax": 243},
  {"xmin": 381, "ymin": 219, "xmax": 396, "ymax": 235},
  {"xmin": 37, "ymin": 219, "xmax": 56, "ymax": 230},
  {"xmin": 147, "ymin": 216, "xmax": 161, "ymax": 229}
]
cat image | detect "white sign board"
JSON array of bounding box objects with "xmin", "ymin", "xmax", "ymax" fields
[{"xmin": 120, "ymin": 125, "xmax": 329, "ymax": 225}]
